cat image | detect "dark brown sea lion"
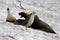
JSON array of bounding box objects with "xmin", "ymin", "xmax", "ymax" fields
[{"xmin": 19, "ymin": 11, "xmax": 56, "ymax": 34}]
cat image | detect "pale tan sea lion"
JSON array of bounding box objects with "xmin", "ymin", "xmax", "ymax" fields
[{"xmin": 6, "ymin": 8, "xmax": 16, "ymax": 22}]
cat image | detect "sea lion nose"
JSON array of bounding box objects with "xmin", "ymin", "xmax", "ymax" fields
[
  {"xmin": 19, "ymin": 12, "xmax": 24, "ymax": 15},
  {"xmin": 18, "ymin": 13, "xmax": 20, "ymax": 15},
  {"xmin": 19, "ymin": 13, "xmax": 21, "ymax": 15},
  {"xmin": 18, "ymin": 12, "xmax": 24, "ymax": 17}
]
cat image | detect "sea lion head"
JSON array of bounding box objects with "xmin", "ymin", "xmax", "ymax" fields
[{"xmin": 19, "ymin": 11, "xmax": 36, "ymax": 19}]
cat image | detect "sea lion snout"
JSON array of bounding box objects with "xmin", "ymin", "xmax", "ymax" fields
[
  {"xmin": 18, "ymin": 12, "xmax": 29, "ymax": 19},
  {"xmin": 19, "ymin": 12, "xmax": 24, "ymax": 17},
  {"xmin": 19, "ymin": 12, "xmax": 24, "ymax": 15}
]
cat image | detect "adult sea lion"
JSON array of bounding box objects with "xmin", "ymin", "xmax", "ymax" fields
[{"xmin": 19, "ymin": 11, "xmax": 56, "ymax": 34}]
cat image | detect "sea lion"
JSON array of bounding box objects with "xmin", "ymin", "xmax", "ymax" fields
[
  {"xmin": 6, "ymin": 8, "xmax": 16, "ymax": 22},
  {"xmin": 19, "ymin": 11, "xmax": 56, "ymax": 34}
]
